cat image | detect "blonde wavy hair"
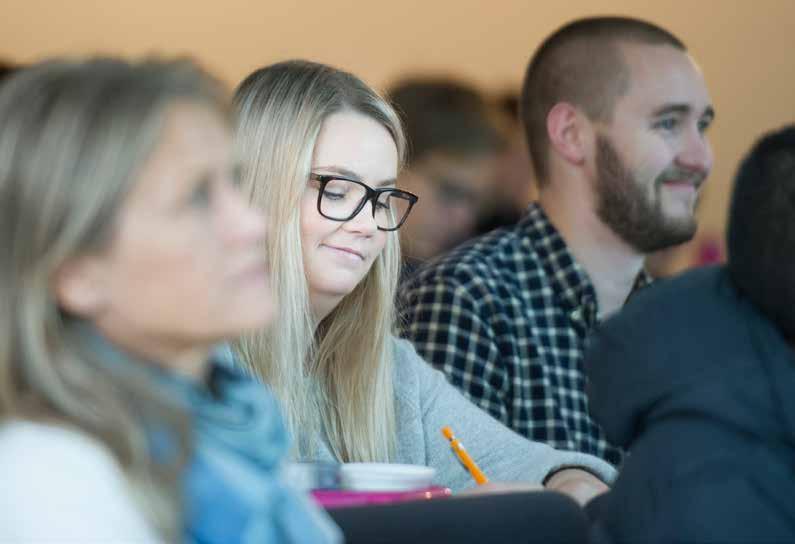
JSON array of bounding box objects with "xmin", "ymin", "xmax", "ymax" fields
[
  {"xmin": 0, "ymin": 58, "xmax": 227, "ymax": 541},
  {"xmin": 233, "ymin": 60, "xmax": 406, "ymax": 463}
]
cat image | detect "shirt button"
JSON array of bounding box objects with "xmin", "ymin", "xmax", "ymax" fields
[{"xmin": 570, "ymin": 308, "xmax": 583, "ymax": 321}]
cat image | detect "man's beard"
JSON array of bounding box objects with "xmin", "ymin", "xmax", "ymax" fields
[{"xmin": 594, "ymin": 134, "xmax": 699, "ymax": 253}]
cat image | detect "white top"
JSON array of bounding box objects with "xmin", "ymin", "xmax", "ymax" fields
[{"xmin": 0, "ymin": 421, "xmax": 160, "ymax": 542}]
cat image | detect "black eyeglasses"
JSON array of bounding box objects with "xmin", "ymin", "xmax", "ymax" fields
[{"xmin": 309, "ymin": 173, "xmax": 418, "ymax": 231}]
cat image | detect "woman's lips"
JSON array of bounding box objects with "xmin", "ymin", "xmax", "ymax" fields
[{"xmin": 323, "ymin": 244, "xmax": 365, "ymax": 260}]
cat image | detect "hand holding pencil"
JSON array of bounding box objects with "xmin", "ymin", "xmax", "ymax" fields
[
  {"xmin": 441, "ymin": 426, "xmax": 603, "ymax": 504},
  {"xmin": 442, "ymin": 426, "xmax": 545, "ymax": 497}
]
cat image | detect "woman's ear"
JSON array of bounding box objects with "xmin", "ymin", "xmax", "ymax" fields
[
  {"xmin": 546, "ymin": 102, "xmax": 591, "ymax": 167},
  {"xmin": 52, "ymin": 255, "xmax": 109, "ymax": 318}
]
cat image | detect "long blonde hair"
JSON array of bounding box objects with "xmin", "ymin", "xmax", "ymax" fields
[
  {"xmin": 0, "ymin": 58, "xmax": 227, "ymax": 540},
  {"xmin": 233, "ymin": 60, "xmax": 405, "ymax": 462}
]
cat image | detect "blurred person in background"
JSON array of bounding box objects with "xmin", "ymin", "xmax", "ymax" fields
[
  {"xmin": 0, "ymin": 58, "xmax": 338, "ymax": 543},
  {"xmin": 387, "ymin": 78, "xmax": 505, "ymax": 277},
  {"xmin": 0, "ymin": 60, "xmax": 19, "ymax": 83},
  {"xmin": 476, "ymin": 92, "xmax": 536, "ymax": 235}
]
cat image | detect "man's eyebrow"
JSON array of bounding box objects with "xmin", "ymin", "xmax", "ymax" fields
[
  {"xmin": 651, "ymin": 103, "xmax": 691, "ymax": 117},
  {"xmin": 652, "ymin": 103, "xmax": 716, "ymax": 122}
]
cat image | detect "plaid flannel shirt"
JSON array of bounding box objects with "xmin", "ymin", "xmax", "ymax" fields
[{"xmin": 399, "ymin": 203, "xmax": 649, "ymax": 466}]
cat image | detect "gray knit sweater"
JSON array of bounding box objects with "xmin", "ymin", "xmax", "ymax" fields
[{"xmin": 307, "ymin": 336, "xmax": 616, "ymax": 492}]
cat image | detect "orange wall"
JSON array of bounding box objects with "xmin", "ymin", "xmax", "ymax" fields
[{"xmin": 2, "ymin": 0, "xmax": 794, "ymax": 238}]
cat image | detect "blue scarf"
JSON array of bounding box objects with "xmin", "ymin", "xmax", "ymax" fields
[{"xmin": 83, "ymin": 328, "xmax": 339, "ymax": 544}]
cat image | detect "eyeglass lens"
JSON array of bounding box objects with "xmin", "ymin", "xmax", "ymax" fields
[{"xmin": 320, "ymin": 178, "xmax": 412, "ymax": 229}]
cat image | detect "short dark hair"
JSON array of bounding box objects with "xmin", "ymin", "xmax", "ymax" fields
[
  {"xmin": 520, "ymin": 16, "xmax": 685, "ymax": 186},
  {"xmin": 388, "ymin": 78, "xmax": 504, "ymax": 165},
  {"xmin": 727, "ymin": 125, "xmax": 795, "ymax": 339}
]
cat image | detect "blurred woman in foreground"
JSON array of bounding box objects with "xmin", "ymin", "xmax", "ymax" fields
[{"xmin": 0, "ymin": 58, "xmax": 338, "ymax": 543}]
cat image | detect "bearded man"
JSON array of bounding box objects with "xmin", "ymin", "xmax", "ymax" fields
[{"xmin": 399, "ymin": 16, "xmax": 715, "ymax": 465}]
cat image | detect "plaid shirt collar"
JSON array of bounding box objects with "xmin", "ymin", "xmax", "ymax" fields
[{"xmin": 521, "ymin": 203, "xmax": 652, "ymax": 330}]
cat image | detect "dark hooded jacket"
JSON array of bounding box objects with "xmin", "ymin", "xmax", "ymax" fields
[{"xmin": 585, "ymin": 266, "xmax": 795, "ymax": 543}]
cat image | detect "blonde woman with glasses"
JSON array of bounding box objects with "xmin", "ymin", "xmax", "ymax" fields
[
  {"xmin": 232, "ymin": 60, "xmax": 615, "ymax": 507},
  {"xmin": 0, "ymin": 58, "xmax": 338, "ymax": 543}
]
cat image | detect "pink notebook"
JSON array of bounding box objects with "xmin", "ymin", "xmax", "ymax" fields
[{"xmin": 311, "ymin": 486, "xmax": 452, "ymax": 509}]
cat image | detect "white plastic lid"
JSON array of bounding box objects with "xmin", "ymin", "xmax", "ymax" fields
[{"xmin": 339, "ymin": 462, "xmax": 436, "ymax": 491}]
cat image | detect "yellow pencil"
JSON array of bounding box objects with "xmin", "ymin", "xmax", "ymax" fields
[{"xmin": 441, "ymin": 426, "xmax": 489, "ymax": 485}]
